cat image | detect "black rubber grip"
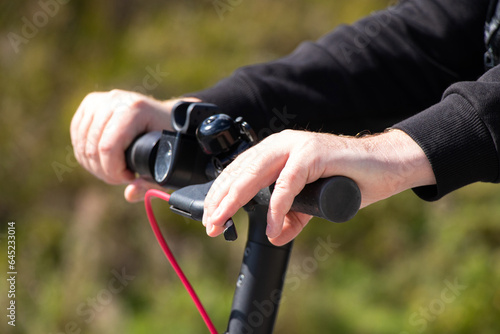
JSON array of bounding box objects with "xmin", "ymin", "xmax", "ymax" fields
[
  {"xmin": 290, "ymin": 176, "xmax": 361, "ymax": 223},
  {"xmin": 169, "ymin": 176, "xmax": 361, "ymax": 223},
  {"xmin": 125, "ymin": 131, "xmax": 162, "ymax": 179}
]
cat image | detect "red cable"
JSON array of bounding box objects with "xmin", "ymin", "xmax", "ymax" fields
[{"xmin": 144, "ymin": 189, "xmax": 218, "ymax": 334}]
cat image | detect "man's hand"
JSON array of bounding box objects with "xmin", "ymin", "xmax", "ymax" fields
[
  {"xmin": 70, "ymin": 89, "xmax": 199, "ymax": 201},
  {"xmin": 202, "ymin": 129, "xmax": 436, "ymax": 246}
]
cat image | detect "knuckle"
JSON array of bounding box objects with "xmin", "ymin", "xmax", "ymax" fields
[
  {"xmin": 108, "ymin": 89, "xmax": 125, "ymax": 97},
  {"xmin": 207, "ymin": 179, "xmax": 222, "ymax": 196},
  {"xmin": 85, "ymin": 135, "xmax": 101, "ymax": 159},
  {"xmin": 82, "ymin": 91, "xmax": 98, "ymax": 103},
  {"xmin": 220, "ymin": 165, "xmax": 237, "ymax": 179},
  {"xmin": 245, "ymin": 160, "xmax": 262, "ymax": 177},
  {"xmin": 268, "ymin": 205, "xmax": 285, "ymax": 218},
  {"xmin": 111, "ymin": 100, "xmax": 130, "ymax": 114},
  {"xmin": 271, "ymin": 129, "xmax": 295, "ymax": 142},
  {"xmin": 280, "ymin": 129, "xmax": 295, "ymax": 136},
  {"xmin": 204, "ymin": 200, "xmax": 219, "ymax": 212},
  {"xmin": 206, "ymin": 178, "xmax": 228, "ymax": 203},
  {"xmin": 75, "ymin": 142, "xmax": 86, "ymax": 157},
  {"xmin": 129, "ymin": 98, "xmax": 148, "ymax": 111},
  {"xmin": 80, "ymin": 91, "xmax": 105, "ymax": 109},
  {"xmin": 108, "ymin": 91, "xmax": 134, "ymax": 110},
  {"xmin": 98, "ymin": 141, "xmax": 114, "ymax": 156},
  {"xmin": 275, "ymin": 170, "xmax": 302, "ymax": 191},
  {"xmin": 295, "ymin": 136, "xmax": 317, "ymax": 153},
  {"xmin": 85, "ymin": 145, "xmax": 98, "ymax": 159},
  {"xmin": 214, "ymin": 171, "xmax": 233, "ymax": 190},
  {"xmin": 274, "ymin": 177, "xmax": 292, "ymax": 192}
]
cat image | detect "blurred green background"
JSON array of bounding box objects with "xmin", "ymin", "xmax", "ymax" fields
[{"xmin": 1, "ymin": 0, "xmax": 500, "ymax": 333}]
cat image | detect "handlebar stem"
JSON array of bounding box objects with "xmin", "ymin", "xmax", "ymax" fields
[{"xmin": 225, "ymin": 205, "xmax": 293, "ymax": 334}]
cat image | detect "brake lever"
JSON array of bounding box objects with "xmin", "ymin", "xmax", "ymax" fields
[{"xmin": 168, "ymin": 181, "xmax": 238, "ymax": 241}]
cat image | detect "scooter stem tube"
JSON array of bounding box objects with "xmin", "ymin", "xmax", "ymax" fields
[{"xmin": 225, "ymin": 205, "xmax": 293, "ymax": 334}]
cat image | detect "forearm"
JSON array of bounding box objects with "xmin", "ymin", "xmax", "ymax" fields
[{"xmin": 368, "ymin": 130, "xmax": 436, "ymax": 198}]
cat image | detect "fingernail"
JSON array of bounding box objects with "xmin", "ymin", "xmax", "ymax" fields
[
  {"xmin": 209, "ymin": 225, "xmax": 216, "ymax": 234},
  {"xmin": 266, "ymin": 224, "xmax": 274, "ymax": 237},
  {"xmin": 206, "ymin": 222, "xmax": 213, "ymax": 235},
  {"xmin": 126, "ymin": 189, "xmax": 143, "ymax": 203},
  {"xmin": 130, "ymin": 184, "xmax": 145, "ymax": 199}
]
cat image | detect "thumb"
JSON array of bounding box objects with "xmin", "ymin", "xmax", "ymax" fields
[{"xmin": 124, "ymin": 178, "xmax": 168, "ymax": 202}]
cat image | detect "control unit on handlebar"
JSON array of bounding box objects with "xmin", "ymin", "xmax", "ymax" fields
[{"xmin": 126, "ymin": 101, "xmax": 361, "ymax": 238}]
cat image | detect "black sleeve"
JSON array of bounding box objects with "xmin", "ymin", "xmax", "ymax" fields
[
  {"xmin": 393, "ymin": 66, "xmax": 500, "ymax": 200},
  {"xmin": 189, "ymin": 0, "xmax": 500, "ymax": 200},
  {"xmin": 189, "ymin": 0, "xmax": 488, "ymax": 136}
]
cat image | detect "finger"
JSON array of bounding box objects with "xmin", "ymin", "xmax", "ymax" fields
[
  {"xmin": 204, "ymin": 144, "xmax": 265, "ymax": 203},
  {"xmin": 204, "ymin": 164, "xmax": 264, "ymax": 237},
  {"xmin": 268, "ymin": 211, "xmax": 312, "ymax": 246},
  {"xmin": 71, "ymin": 92, "xmax": 99, "ymax": 145},
  {"xmin": 75, "ymin": 110, "xmax": 95, "ymax": 172},
  {"xmin": 70, "ymin": 103, "xmax": 85, "ymax": 149},
  {"xmin": 124, "ymin": 178, "xmax": 168, "ymax": 202},
  {"xmin": 202, "ymin": 146, "xmax": 256, "ymax": 225},
  {"xmin": 99, "ymin": 98, "xmax": 168, "ymax": 184},
  {"xmin": 204, "ymin": 145, "xmax": 286, "ymax": 234},
  {"xmin": 206, "ymin": 224, "xmax": 225, "ymax": 237},
  {"xmin": 203, "ymin": 171, "xmax": 233, "ymax": 229},
  {"xmin": 85, "ymin": 108, "xmax": 114, "ymax": 181},
  {"xmin": 72, "ymin": 92, "xmax": 105, "ymax": 166},
  {"xmin": 97, "ymin": 110, "xmax": 138, "ymax": 184},
  {"xmin": 266, "ymin": 158, "xmax": 310, "ymax": 239}
]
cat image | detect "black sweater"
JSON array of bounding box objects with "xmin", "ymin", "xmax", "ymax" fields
[{"xmin": 190, "ymin": 0, "xmax": 500, "ymax": 201}]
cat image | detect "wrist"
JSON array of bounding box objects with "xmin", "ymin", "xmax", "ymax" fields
[
  {"xmin": 369, "ymin": 129, "xmax": 436, "ymax": 194},
  {"xmin": 324, "ymin": 129, "xmax": 436, "ymax": 207}
]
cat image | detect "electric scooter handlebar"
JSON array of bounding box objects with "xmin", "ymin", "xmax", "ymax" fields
[
  {"xmin": 126, "ymin": 102, "xmax": 361, "ymax": 334},
  {"xmin": 157, "ymin": 175, "xmax": 360, "ymax": 224},
  {"xmin": 125, "ymin": 102, "xmax": 361, "ymax": 225}
]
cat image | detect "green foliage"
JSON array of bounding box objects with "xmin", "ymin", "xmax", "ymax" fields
[{"xmin": 1, "ymin": 0, "xmax": 500, "ymax": 333}]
